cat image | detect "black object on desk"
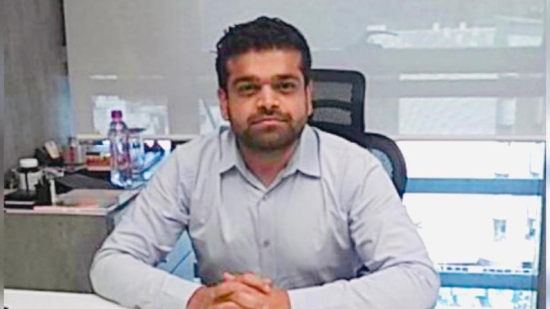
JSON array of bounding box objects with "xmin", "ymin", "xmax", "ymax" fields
[
  {"xmin": 55, "ymin": 173, "xmax": 116, "ymax": 192},
  {"xmin": 4, "ymin": 190, "xmax": 36, "ymax": 209},
  {"xmin": 5, "ymin": 173, "xmax": 116, "ymax": 209},
  {"xmin": 5, "ymin": 176, "xmax": 55, "ymax": 208}
]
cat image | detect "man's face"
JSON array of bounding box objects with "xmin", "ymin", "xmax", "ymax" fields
[{"xmin": 218, "ymin": 49, "xmax": 313, "ymax": 152}]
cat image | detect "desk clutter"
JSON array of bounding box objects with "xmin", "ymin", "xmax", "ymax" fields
[
  {"xmin": 3, "ymin": 118, "xmax": 161, "ymax": 296},
  {"xmin": 5, "ymin": 127, "xmax": 168, "ymax": 210},
  {"xmin": 5, "ymin": 169, "xmax": 119, "ymax": 209}
]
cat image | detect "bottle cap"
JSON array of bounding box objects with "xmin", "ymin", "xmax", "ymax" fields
[
  {"xmin": 111, "ymin": 110, "xmax": 123, "ymax": 119},
  {"xmin": 19, "ymin": 158, "xmax": 39, "ymax": 169}
]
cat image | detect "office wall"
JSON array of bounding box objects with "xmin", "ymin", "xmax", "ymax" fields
[
  {"xmin": 4, "ymin": 0, "xmax": 72, "ymax": 171},
  {"xmin": 64, "ymin": 0, "xmax": 201, "ymax": 136}
]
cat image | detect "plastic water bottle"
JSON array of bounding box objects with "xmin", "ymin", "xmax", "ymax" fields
[{"xmin": 108, "ymin": 110, "xmax": 132, "ymax": 188}]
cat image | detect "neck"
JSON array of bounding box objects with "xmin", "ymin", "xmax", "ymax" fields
[{"xmin": 238, "ymin": 140, "xmax": 299, "ymax": 187}]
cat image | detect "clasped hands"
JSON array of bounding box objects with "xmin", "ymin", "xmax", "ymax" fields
[{"xmin": 186, "ymin": 272, "xmax": 290, "ymax": 309}]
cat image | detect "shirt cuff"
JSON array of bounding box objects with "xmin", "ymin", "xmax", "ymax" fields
[
  {"xmin": 287, "ymin": 281, "xmax": 344, "ymax": 309},
  {"xmin": 160, "ymin": 275, "xmax": 202, "ymax": 309}
]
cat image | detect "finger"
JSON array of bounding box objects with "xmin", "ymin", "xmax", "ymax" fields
[
  {"xmin": 212, "ymin": 281, "xmax": 258, "ymax": 299},
  {"xmin": 240, "ymin": 273, "xmax": 272, "ymax": 293},
  {"xmin": 210, "ymin": 300, "xmax": 242, "ymax": 309},
  {"xmin": 212, "ymin": 281, "xmax": 241, "ymax": 299},
  {"xmin": 223, "ymin": 272, "xmax": 236, "ymax": 282},
  {"xmin": 222, "ymin": 272, "xmax": 271, "ymax": 294},
  {"xmin": 243, "ymin": 272, "xmax": 272, "ymax": 286},
  {"xmin": 215, "ymin": 294, "xmax": 232, "ymax": 304},
  {"xmin": 225, "ymin": 291, "xmax": 265, "ymax": 309}
]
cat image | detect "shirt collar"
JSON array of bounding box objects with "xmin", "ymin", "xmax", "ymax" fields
[
  {"xmin": 218, "ymin": 125, "xmax": 320, "ymax": 178},
  {"xmin": 291, "ymin": 125, "xmax": 320, "ymax": 178},
  {"xmin": 218, "ymin": 128, "xmax": 240, "ymax": 174}
]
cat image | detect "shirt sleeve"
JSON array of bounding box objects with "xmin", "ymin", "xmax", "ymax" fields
[
  {"xmin": 288, "ymin": 155, "xmax": 440, "ymax": 309},
  {"xmin": 89, "ymin": 150, "xmax": 202, "ymax": 309}
]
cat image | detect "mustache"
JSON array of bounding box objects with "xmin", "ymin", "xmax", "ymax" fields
[{"xmin": 248, "ymin": 108, "xmax": 291, "ymax": 124}]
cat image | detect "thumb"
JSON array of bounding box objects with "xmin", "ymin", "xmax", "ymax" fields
[{"xmin": 222, "ymin": 272, "xmax": 236, "ymax": 282}]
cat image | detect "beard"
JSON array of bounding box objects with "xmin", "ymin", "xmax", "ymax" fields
[{"xmin": 231, "ymin": 108, "xmax": 307, "ymax": 152}]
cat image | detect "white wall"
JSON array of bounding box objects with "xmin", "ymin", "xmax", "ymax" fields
[
  {"xmin": 64, "ymin": 0, "xmax": 201, "ymax": 135},
  {"xmin": 64, "ymin": 0, "xmax": 545, "ymax": 140}
]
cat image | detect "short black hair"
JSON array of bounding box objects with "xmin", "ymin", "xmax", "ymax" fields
[{"xmin": 215, "ymin": 16, "xmax": 312, "ymax": 91}]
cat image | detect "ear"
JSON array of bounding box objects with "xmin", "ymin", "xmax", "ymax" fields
[
  {"xmin": 218, "ymin": 88, "xmax": 230, "ymax": 121},
  {"xmin": 305, "ymin": 81, "xmax": 313, "ymax": 117}
]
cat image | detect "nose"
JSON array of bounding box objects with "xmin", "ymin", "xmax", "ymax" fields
[{"xmin": 256, "ymin": 84, "xmax": 279, "ymax": 110}]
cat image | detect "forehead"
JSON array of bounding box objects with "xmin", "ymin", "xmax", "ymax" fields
[{"xmin": 225, "ymin": 49, "xmax": 304, "ymax": 82}]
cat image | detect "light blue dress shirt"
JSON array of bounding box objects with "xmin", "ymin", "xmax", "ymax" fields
[{"xmin": 90, "ymin": 125, "xmax": 440, "ymax": 309}]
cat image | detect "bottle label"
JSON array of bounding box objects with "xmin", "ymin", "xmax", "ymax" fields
[{"xmin": 110, "ymin": 134, "xmax": 132, "ymax": 187}]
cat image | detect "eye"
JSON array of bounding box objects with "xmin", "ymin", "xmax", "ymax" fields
[
  {"xmin": 236, "ymin": 82, "xmax": 260, "ymax": 96},
  {"xmin": 274, "ymin": 80, "xmax": 298, "ymax": 94}
]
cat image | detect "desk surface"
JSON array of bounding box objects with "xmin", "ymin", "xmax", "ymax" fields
[
  {"xmin": 5, "ymin": 289, "xmax": 125, "ymax": 309},
  {"xmin": 4, "ymin": 189, "xmax": 139, "ymax": 216}
]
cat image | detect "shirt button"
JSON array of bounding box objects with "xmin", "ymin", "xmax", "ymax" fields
[{"xmin": 262, "ymin": 240, "xmax": 271, "ymax": 248}]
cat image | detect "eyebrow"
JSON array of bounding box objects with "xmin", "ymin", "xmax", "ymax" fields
[
  {"xmin": 231, "ymin": 74, "xmax": 301, "ymax": 86},
  {"xmin": 273, "ymin": 74, "xmax": 301, "ymax": 81},
  {"xmin": 232, "ymin": 76, "xmax": 259, "ymax": 85}
]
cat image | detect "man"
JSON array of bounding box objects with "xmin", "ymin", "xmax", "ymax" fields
[{"xmin": 90, "ymin": 16, "xmax": 440, "ymax": 309}]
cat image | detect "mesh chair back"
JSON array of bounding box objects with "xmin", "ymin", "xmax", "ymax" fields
[
  {"xmin": 309, "ymin": 69, "xmax": 366, "ymax": 134},
  {"xmin": 350, "ymin": 133, "xmax": 408, "ymax": 199},
  {"xmin": 309, "ymin": 69, "xmax": 407, "ymax": 198}
]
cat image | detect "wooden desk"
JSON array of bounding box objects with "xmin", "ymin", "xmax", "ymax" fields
[{"xmin": 5, "ymin": 289, "xmax": 125, "ymax": 309}]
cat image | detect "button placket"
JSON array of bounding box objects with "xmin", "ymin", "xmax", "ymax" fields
[{"xmin": 258, "ymin": 192, "xmax": 273, "ymax": 275}]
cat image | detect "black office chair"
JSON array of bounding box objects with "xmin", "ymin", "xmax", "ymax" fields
[{"xmin": 308, "ymin": 69, "xmax": 408, "ymax": 198}]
